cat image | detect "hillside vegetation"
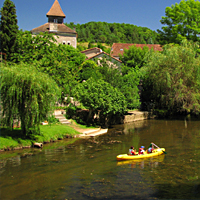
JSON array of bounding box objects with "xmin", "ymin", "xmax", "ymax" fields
[{"xmin": 65, "ymin": 21, "xmax": 159, "ymax": 44}]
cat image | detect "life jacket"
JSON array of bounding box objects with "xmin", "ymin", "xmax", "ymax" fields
[
  {"xmin": 131, "ymin": 150, "xmax": 136, "ymax": 155},
  {"xmin": 139, "ymin": 148, "xmax": 144, "ymax": 154}
]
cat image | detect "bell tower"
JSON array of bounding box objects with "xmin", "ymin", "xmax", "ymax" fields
[
  {"xmin": 31, "ymin": 0, "xmax": 77, "ymax": 48},
  {"xmin": 46, "ymin": 0, "xmax": 66, "ymax": 24}
]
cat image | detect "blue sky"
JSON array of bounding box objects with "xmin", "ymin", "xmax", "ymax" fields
[{"xmin": 0, "ymin": 0, "xmax": 181, "ymax": 31}]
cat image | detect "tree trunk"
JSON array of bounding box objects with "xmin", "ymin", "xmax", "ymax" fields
[{"xmin": 87, "ymin": 109, "xmax": 94, "ymax": 124}]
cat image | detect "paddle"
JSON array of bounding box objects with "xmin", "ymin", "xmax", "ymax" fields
[{"xmin": 151, "ymin": 142, "xmax": 167, "ymax": 154}]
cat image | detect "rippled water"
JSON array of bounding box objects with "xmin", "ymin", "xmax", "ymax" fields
[{"xmin": 0, "ymin": 119, "xmax": 200, "ymax": 200}]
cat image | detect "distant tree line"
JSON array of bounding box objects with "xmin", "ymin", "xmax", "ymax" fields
[{"xmin": 65, "ymin": 21, "xmax": 159, "ymax": 44}]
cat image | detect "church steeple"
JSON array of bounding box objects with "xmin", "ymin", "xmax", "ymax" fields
[{"xmin": 46, "ymin": 0, "xmax": 66, "ymax": 24}]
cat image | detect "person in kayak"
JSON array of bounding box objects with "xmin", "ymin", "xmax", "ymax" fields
[
  {"xmin": 139, "ymin": 146, "xmax": 145, "ymax": 154},
  {"xmin": 147, "ymin": 143, "xmax": 155, "ymax": 153},
  {"xmin": 129, "ymin": 146, "xmax": 137, "ymax": 155}
]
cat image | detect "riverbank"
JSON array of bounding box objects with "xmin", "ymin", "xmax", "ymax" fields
[
  {"xmin": 0, "ymin": 110, "xmax": 152, "ymax": 151},
  {"xmin": 0, "ymin": 122, "xmax": 97, "ymax": 151}
]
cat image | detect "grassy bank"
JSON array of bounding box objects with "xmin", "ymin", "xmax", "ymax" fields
[{"xmin": 0, "ymin": 123, "xmax": 82, "ymax": 151}]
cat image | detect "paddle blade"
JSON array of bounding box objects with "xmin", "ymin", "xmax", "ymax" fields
[{"xmin": 163, "ymin": 150, "xmax": 167, "ymax": 154}]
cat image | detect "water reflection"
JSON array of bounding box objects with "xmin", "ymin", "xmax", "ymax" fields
[{"xmin": 8, "ymin": 155, "xmax": 21, "ymax": 167}]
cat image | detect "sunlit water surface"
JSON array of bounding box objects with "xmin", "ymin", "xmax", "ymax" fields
[{"xmin": 0, "ymin": 119, "xmax": 200, "ymax": 200}]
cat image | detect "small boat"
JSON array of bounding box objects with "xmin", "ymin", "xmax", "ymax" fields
[
  {"xmin": 117, "ymin": 154, "xmax": 165, "ymax": 166},
  {"xmin": 116, "ymin": 148, "xmax": 165, "ymax": 161}
]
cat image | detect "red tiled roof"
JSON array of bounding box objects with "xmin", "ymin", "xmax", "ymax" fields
[
  {"xmin": 46, "ymin": 0, "xmax": 66, "ymax": 18},
  {"xmin": 111, "ymin": 43, "xmax": 163, "ymax": 57},
  {"xmin": 31, "ymin": 23, "xmax": 76, "ymax": 34}
]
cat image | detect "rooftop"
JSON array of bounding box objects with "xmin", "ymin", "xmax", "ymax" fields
[
  {"xmin": 81, "ymin": 47, "xmax": 122, "ymax": 63},
  {"xmin": 111, "ymin": 43, "xmax": 163, "ymax": 57},
  {"xmin": 46, "ymin": 0, "xmax": 66, "ymax": 18},
  {"xmin": 31, "ymin": 23, "xmax": 76, "ymax": 34}
]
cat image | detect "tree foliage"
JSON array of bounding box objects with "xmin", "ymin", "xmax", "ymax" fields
[
  {"xmin": 158, "ymin": 0, "xmax": 200, "ymax": 44},
  {"xmin": 12, "ymin": 30, "xmax": 86, "ymax": 96},
  {"xmin": 141, "ymin": 40, "xmax": 200, "ymax": 115},
  {"xmin": 95, "ymin": 58, "xmax": 141, "ymax": 110},
  {"xmin": 118, "ymin": 68, "xmax": 141, "ymax": 109},
  {"xmin": 66, "ymin": 22, "xmax": 159, "ymax": 44},
  {"xmin": 13, "ymin": 31, "xmax": 86, "ymax": 65},
  {"xmin": 73, "ymin": 78, "xmax": 127, "ymax": 126},
  {"xmin": 78, "ymin": 60, "xmax": 101, "ymax": 82},
  {"xmin": 0, "ymin": 0, "xmax": 18, "ymax": 60},
  {"xmin": 35, "ymin": 43, "xmax": 86, "ymax": 96},
  {"xmin": 0, "ymin": 63, "xmax": 61, "ymax": 135},
  {"xmin": 12, "ymin": 30, "xmax": 56, "ymax": 63},
  {"xmin": 119, "ymin": 45, "xmax": 149, "ymax": 68}
]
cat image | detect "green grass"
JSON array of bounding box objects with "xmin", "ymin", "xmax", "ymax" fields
[
  {"xmin": 0, "ymin": 137, "xmax": 19, "ymax": 149},
  {"xmin": 0, "ymin": 128, "xmax": 33, "ymax": 149},
  {"xmin": 37, "ymin": 124, "xmax": 80, "ymax": 142},
  {"xmin": 0, "ymin": 124, "xmax": 82, "ymax": 150}
]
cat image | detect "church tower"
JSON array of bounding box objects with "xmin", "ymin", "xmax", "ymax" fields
[
  {"xmin": 46, "ymin": 0, "xmax": 66, "ymax": 24},
  {"xmin": 31, "ymin": 0, "xmax": 77, "ymax": 48}
]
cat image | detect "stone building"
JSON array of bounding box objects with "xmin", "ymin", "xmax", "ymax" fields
[
  {"xmin": 81, "ymin": 47, "xmax": 122, "ymax": 67},
  {"xmin": 31, "ymin": 0, "xmax": 77, "ymax": 48}
]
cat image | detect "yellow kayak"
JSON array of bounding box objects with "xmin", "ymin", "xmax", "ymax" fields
[
  {"xmin": 116, "ymin": 148, "xmax": 165, "ymax": 161},
  {"xmin": 117, "ymin": 154, "xmax": 165, "ymax": 166}
]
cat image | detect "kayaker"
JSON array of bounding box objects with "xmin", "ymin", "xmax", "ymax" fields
[
  {"xmin": 129, "ymin": 146, "xmax": 136, "ymax": 155},
  {"xmin": 148, "ymin": 143, "xmax": 155, "ymax": 153},
  {"xmin": 139, "ymin": 146, "xmax": 145, "ymax": 154}
]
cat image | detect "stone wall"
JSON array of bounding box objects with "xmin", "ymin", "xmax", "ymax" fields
[
  {"xmin": 64, "ymin": 109, "xmax": 154, "ymax": 125},
  {"xmin": 123, "ymin": 111, "xmax": 154, "ymax": 123}
]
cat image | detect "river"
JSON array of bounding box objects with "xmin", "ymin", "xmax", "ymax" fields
[{"xmin": 0, "ymin": 119, "xmax": 200, "ymax": 200}]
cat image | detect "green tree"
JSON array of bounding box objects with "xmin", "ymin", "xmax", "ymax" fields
[
  {"xmin": 119, "ymin": 68, "xmax": 141, "ymax": 109},
  {"xmin": 73, "ymin": 78, "xmax": 127, "ymax": 127},
  {"xmin": 0, "ymin": 0, "xmax": 18, "ymax": 60},
  {"xmin": 12, "ymin": 30, "xmax": 86, "ymax": 96},
  {"xmin": 66, "ymin": 21, "xmax": 159, "ymax": 44},
  {"xmin": 120, "ymin": 45, "xmax": 149, "ymax": 68},
  {"xmin": 0, "ymin": 63, "xmax": 60, "ymax": 135},
  {"xmin": 158, "ymin": 0, "xmax": 200, "ymax": 44},
  {"xmin": 12, "ymin": 30, "xmax": 57, "ymax": 63},
  {"xmin": 95, "ymin": 59, "xmax": 141, "ymax": 109},
  {"xmin": 141, "ymin": 40, "xmax": 200, "ymax": 116},
  {"xmin": 97, "ymin": 57, "xmax": 122, "ymax": 87},
  {"xmin": 13, "ymin": 30, "xmax": 86, "ymax": 66},
  {"xmin": 78, "ymin": 60, "xmax": 101, "ymax": 82},
  {"xmin": 36, "ymin": 43, "xmax": 86, "ymax": 96}
]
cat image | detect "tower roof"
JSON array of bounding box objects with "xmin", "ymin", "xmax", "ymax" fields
[{"xmin": 46, "ymin": 0, "xmax": 66, "ymax": 18}]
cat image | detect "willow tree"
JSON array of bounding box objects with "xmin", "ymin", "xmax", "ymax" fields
[
  {"xmin": 0, "ymin": 63, "xmax": 61, "ymax": 135},
  {"xmin": 141, "ymin": 40, "xmax": 200, "ymax": 116}
]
